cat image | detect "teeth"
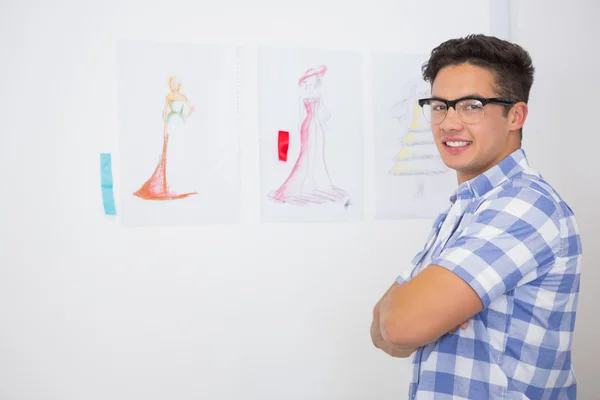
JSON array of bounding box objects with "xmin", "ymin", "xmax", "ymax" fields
[{"xmin": 446, "ymin": 141, "xmax": 471, "ymax": 147}]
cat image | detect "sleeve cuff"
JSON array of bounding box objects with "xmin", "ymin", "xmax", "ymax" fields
[
  {"xmin": 431, "ymin": 258, "xmax": 494, "ymax": 309},
  {"xmin": 395, "ymin": 274, "xmax": 407, "ymax": 285}
]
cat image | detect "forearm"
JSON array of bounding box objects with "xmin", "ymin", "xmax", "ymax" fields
[{"xmin": 378, "ymin": 266, "xmax": 483, "ymax": 349}]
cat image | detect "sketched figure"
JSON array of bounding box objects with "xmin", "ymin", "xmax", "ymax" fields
[
  {"xmin": 388, "ymin": 78, "xmax": 448, "ymax": 198},
  {"xmin": 268, "ymin": 65, "xmax": 348, "ymax": 205},
  {"xmin": 133, "ymin": 75, "xmax": 197, "ymax": 200}
]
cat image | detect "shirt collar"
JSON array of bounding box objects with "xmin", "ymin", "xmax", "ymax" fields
[{"xmin": 449, "ymin": 148, "xmax": 529, "ymax": 204}]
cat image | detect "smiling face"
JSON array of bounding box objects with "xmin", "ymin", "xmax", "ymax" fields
[{"xmin": 430, "ymin": 63, "xmax": 527, "ymax": 184}]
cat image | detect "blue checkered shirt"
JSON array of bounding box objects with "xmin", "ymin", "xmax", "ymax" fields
[{"xmin": 396, "ymin": 149, "xmax": 582, "ymax": 399}]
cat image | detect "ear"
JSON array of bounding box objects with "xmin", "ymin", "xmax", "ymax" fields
[{"xmin": 508, "ymin": 102, "xmax": 528, "ymax": 131}]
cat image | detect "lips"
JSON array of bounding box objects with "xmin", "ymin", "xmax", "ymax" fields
[
  {"xmin": 445, "ymin": 140, "xmax": 471, "ymax": 147},
  {"xmin": 441, "ymin": 138, "xmax": 472, "ymax": 155}
]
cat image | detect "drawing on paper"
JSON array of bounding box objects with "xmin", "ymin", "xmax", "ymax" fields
[
  {"xmin": 258, "ymin": 46, "xmax": 364, "ymax": 223},
  {"xmin": 388, "ymin": 78, "xmax": 448, "ymax": 198},
  {"xmin": 133, "ymin": 75, "xmax": 197, "ymax": 200},
  {"xmin": 118, "ymin": 40, "xmax": 241, "ymax": 227},
  {"xmin": 267, "ymin": 65, "xmax": 349, "ymax": 206},
  {"xmin": 373, "ymin": 53, "xmax": 456, "ymax": 220}
]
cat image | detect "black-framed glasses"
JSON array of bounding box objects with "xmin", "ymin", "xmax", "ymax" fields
[{"xmin": 418, "ymin": 96, "xmax": 518, "ymax": 125}]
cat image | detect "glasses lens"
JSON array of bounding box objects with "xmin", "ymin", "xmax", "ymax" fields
[
  {"xmin": 425, "ymin": 100, "xmax": 447, "ymax": 124},
  {"xmin": 457, "ymin": 99, "xmax": 484, "ymax": 123},
  {"xmin": 421, "ymin": 103, "xmax": 432, "ymax": 123}
]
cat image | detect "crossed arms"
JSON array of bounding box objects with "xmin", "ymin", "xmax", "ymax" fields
[
  {"xmin": 370, "ymin": 185, "xmax": 563, "ymax": 358},
  {"xmin": 370, "ymin": 265, "xmax": 484, "ymax": 358}
]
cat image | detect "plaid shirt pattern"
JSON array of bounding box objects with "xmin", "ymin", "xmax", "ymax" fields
[{"xmin": 396, "ymin": 149, "xmax": 582, "ymax": 399}]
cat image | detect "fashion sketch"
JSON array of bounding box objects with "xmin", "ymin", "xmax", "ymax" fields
[
  {"xmin": 268, "ymin": 65, "xmax": 348, "ymax": 205},
  {"xmin": 133, "ymin": 75, "xmax": 197, "ymax": 200},
  {"xmin": 388, "ymin": 78, "xmax": 448, "ymax": 197}
]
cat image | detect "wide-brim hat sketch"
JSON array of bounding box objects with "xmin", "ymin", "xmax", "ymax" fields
[{"xmin": 298, "ymin": 65, "xmax": 328, "ymax": 86}]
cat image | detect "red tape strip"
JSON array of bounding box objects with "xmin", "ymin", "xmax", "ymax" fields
[{"xmin": 278, "ymin": 130, "xmax": 289, "ymax": 162}]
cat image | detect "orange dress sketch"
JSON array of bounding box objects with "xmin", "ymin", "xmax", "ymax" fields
[{"xmin": 133, "ymin": 76, "xmax": 197, "ymax": 200}]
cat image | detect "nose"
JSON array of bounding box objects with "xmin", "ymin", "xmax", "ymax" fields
[{"xmin": 439, "ymin": 106, "xmax": 463, "ymax": 131}]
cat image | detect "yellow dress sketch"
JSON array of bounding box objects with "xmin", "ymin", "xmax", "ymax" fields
[
  {"xmin": 389, "ymin": 102, "xmax": 447, "ymax": 175},
  {"xmin": 388, "ymin": 79, "xmax": 449, "ymax": 198}
]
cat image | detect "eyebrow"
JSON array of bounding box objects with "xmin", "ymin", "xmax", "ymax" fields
[{"xmin": 429, "ymin": 94, "xmax": 485, "ymax": 101}]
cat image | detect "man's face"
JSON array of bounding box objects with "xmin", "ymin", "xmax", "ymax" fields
[{"xmin": 430, "ymin": 63, "xmax": 523, "ymax": 184}]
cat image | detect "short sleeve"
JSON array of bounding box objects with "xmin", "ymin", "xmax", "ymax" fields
[
  {"xmin": 396, "ymin": 266, "xmax": 414, "ymax": 285},
  {"xmin": 431, "ymin": 185, "xmax": 562, "ymax": 309}
]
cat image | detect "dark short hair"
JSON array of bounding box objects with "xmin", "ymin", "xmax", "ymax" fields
[{"xmin": 422, "ymin": 34, "xmax": 535, "ymax": 105}]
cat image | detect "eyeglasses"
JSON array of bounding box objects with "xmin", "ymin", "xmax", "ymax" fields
[{"xmin": 418, "ymin": 96, "xmax": 518, "ymax": 125}]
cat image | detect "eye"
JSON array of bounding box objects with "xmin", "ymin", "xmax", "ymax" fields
[
  {"xmin": 430, "ymin": 102, "xmax": 447, "ymax": 112},
  {"xmin": 460, "ymin": 100, "xmax": 484, "ymax": 112}
]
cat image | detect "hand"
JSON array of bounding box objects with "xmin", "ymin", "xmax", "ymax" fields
[
  {"xmin": 371, "ymin": 302, "xmax": 416, "ymax": 358},
  {"xmin": 448, "ymin": 320, "xmax": 469, "ymax": 335},
  {"xmin": 380, "ymin": 342, "xmax": 417, "ymax": 358},
  {"xmin": 187, "ymin": 105, "xmax": 195, "ymax": 117}
]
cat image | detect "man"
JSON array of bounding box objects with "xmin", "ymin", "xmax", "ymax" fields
[{"xmin": 370, "ymin": 34, "xmax": 582, "ymax": 399}]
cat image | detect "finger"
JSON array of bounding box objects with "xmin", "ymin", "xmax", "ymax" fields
[{"xmin": 460, "ymin": 321, "xmax": 469, "ymax": 329}]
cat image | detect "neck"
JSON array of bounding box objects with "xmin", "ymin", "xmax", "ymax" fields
[{"xmin": 456, "ymin": 142, "xmax": 521, "ymax": 185}]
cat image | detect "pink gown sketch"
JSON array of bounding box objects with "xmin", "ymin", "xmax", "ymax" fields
[{"xmin": 268, "ymin": 65, "xmax": 348, "ymax": 205}]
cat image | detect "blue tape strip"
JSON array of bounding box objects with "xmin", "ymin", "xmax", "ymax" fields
[{"xmin": 100, "ymin": 153, "xmax": 117, "ymax": 215}]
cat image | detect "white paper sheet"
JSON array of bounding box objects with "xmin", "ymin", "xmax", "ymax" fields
[
  {"xmin": 117, "ymin": 41, "xmax": 240, "ymax": 227},
  {"xmin": 372, "ymin": 52, "xmax": 457, "ymax": 220},
  {"xmin": 258, "ymin": 46, "xmax": 364, "ymax": 223}
]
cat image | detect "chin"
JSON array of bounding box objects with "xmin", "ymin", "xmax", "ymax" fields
[{"xmin": 440, "ymin": 154, "xmax": 464, "ymax": 168}]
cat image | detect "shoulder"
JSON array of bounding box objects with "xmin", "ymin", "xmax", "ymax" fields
[
  {"xmin": 166, "ymin": 93, "xmax": 183, "ymax": 101},
  {"xmin": 471, "ymin": 172, "xmax": 581, "ymax": 259},
  {"xmin": 477, "ymin": 172, "xmax": 564, "ymax": 223},
  {"xmin": 461, "ymin": 176, "xmax": 562, "ymax": 250}
]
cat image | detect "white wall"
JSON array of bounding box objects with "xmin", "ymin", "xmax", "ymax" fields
[
  {"xmin": 510, "ymin": 1, "xmax": 600, "ymax": 398},
  {"xmin": 1, "ymin": 0, "xmax": 596, "ymax": 399}
]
